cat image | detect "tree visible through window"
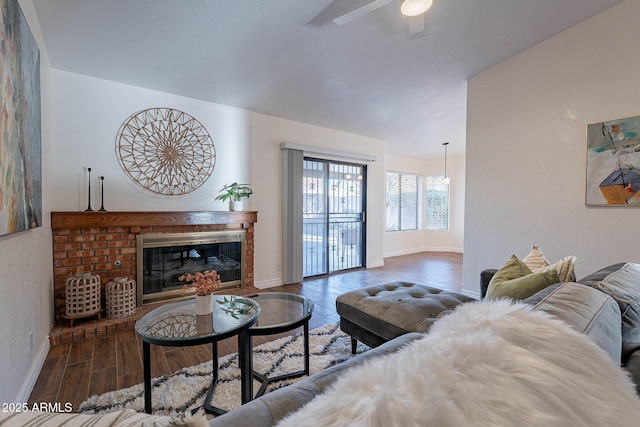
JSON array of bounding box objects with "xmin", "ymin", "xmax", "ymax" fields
[
  {"xmin": 426, "ymin": 176, "xmax": 449, "ymax": 230},
  {"xmin": 386, "ymin": 172, "xmax": 419, "ymax": 231}
]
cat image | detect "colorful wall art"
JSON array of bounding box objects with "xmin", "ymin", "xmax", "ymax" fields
[
  {"xmin": 586, "ymin": 115, "xmax": 640, "ymax": 206},
  {"xmin": 0, "ymin": 0, "xmax": 41, "ymax": 236}
]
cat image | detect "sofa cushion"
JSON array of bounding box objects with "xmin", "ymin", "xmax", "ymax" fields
[
  {"xmin": 486, "ymin": 255, "xmax": 559, "ymax": 301},
  {"xmin": 524, "ymin": 282, "xmax": 622, "ymax": 363},
  {"xmin": 578, "ymin": 262, "xmax": 628, "ymax": 285},
  {"xmin": 585, "ymin": 263, "xmax": 640, "ymax": 363}
]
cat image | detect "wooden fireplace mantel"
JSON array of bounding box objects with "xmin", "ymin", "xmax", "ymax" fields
[{"xmin": 51, "ymin": 211, "xmax": 258, "ymax": 229}]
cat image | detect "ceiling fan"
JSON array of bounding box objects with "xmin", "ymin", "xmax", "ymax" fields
[{"xmin": 331, "ymin": 0, "xmax": 433, "ymax": 35}]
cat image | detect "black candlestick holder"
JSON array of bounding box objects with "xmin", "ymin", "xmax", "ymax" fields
[
  {"xmin": 99, "ymin": 176, "xmax": 107, "ymax": 211},
  {"xmin": 85, "ymin": 167, "xmax": 93, "ymax": 212}
]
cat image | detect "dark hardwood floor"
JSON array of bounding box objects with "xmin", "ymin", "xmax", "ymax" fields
[{"xmin": 28, "ymin": 252, "xmax": 463, "ymax": 411}]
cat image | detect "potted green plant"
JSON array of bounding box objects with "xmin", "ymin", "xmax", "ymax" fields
[{"xmin": 215, "ymin": 182, "xmax": 253, "ymax": 211}]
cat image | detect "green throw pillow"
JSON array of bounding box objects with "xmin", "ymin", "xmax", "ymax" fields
[
  {"xmin": 486, "ymin": 255, "xmax": 560, "ymax": 300},
  {"xmin": 490, "ymin": 255, "xmax": 533, "ymax": 283}
]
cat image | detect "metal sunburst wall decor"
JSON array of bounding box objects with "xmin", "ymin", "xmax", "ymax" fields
[{"xmin": 116, "ymin": 108, "xmax": 216, "ymax": 195}]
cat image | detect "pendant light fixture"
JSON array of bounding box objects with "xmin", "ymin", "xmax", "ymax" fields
[
  {"xmin": 442, "ymin": 142, "xmax": 450, "ymax": 185},
  {"xmin": 401, "ymin": 0, "xmax": 434, "ymax": 17}
]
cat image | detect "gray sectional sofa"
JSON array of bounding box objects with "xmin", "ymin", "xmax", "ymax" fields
[
  {"xmin": 482, "ymin": 262, "xmax": 640, "ymax": 391},
  {"xmin": 209, "ymin": 263, "xmax": 640, "ymax": 426}
]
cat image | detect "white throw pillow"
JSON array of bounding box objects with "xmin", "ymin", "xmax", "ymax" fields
[
  {"xmin": 522, "ymin": 245, "xmax": 576, "ymax": 282},
  {"xmin": 534, "ymin": 255, "xmax": 577, "ymax": 283},
  {"xmin": 522, "ymin": 245, "xmax": 549, "ymax": 270}
]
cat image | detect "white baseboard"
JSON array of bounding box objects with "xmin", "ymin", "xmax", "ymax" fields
[
  {"xmin": 366, "ymin": 259, "xmax": 385, "ymax": 268},
  {"xmin": 460, "ymin": 289, "xmax": 481, "ymax": 299},
  {"xmin": 255, "ymin": 278, "xmax": 283, "ymax": 289},
  {"xmin": 15, "ymin": 337, "xmax": 50, "ymax": 403}
]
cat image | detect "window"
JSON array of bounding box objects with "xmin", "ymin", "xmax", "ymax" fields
[
  {"xmin": 426, "ymin": 176, "xmax": 449, "ymax": 230},
  {"xmin": 386, "ymin": 172, "xmax": 419, "ymax": 231}
]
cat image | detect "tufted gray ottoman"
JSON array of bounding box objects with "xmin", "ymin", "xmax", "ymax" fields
[{"xmin": 336, "ymin": 281, "xmax": 476, "ymax": 352}]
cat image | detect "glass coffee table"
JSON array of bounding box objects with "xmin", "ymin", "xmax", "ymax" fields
[
  {"xmin": 242, "ymin": 293, "xmax": 314, "ymax": 399},
  {"xmin": 135, "ymin": 295, "xmax": 260, "ymax": 415}
]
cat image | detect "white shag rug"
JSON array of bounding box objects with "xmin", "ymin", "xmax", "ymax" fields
[
  {"xmin": 78, "ymin": 323, "xmax": 367, "ymax": 417},
  {"xmin": 278, "ymin": 300, "xmax": 640, "ymax": 427}
]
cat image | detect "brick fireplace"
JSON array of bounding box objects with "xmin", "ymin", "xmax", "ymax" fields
[{"xmin": 49, "ymin": 211, "xmax": 257, "ymax": 344}]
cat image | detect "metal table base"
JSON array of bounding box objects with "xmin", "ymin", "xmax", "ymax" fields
[{"xmin": 143, "ymin": 331, "xmax": 253, "ymax": 415}]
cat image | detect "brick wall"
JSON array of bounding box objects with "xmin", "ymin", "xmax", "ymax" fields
[{"xmin": 51, "ymin": 212, "xmax": 256, "ymax": 320}]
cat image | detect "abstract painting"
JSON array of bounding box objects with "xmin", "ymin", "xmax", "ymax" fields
[
  {"xmin": 586, "ymin": 115, "xmax": 640, "ymax": 206},
  {"xmin": 0, "ymin": 0, "xmax": 41, "ymax": 236}
]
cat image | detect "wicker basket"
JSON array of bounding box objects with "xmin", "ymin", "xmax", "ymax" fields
[
  {"xmin": 65, "ymin": 272, "xmax": 101, "ymax": 319},
  {"xmin": 105, "ymin": 277, "xmax": 137, "ymax": 319}
]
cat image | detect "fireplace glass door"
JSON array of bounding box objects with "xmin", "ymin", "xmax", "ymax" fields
[{"xmin": 137, "ymin": 231, "xmax": 244, "ymax": 305}]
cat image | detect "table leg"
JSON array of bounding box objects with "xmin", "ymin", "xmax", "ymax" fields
[
  {"xmin": 202, "ymin": 341, "xmax": 226, "ymax": 416},
  {"xmin": 143, "ymin": 342, "xmax": 152, "ymax": 414},
  {"xmin": 303, "ymin": 321, "xmax": 310, "ymax": 375},
  {"xmin": 238, "ymin": 330, "xmax": 253, "ymax": 404},
  {"xmin": 249, "ymin": 322, "xmax": 311, "ymax": 400},
  {"xmin": 212, "ymin": 341, "xmax": 218, "ymax": 379}
]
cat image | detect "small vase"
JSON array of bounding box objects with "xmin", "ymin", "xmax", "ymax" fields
[
  {"xmin": 195, "ymin": 294, "xmax": 213, "ymax": 315},
  {"xmin": 195, "ymin": 312, "xmax": 213, "ymax": 334},
  {"xmin": 229, "ymin": 200, "xmax": 244, "ymax": 211}
]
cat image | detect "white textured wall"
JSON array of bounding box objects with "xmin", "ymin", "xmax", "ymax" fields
[
  {"xmin": 383, "ymin": 153, "xmax": 465, "ymax": 257},
  {"xmin": 49, "ymin": 70, "xmax": 253, "ymax": 212},
  {"xmin": 464, "ymin": 0, "xmax": 640, "ymax": 296},
  {"xmin": 0, "ymin": 0, "xmax": 54, "ymax": 403},
  {"xmin": 252, "ymin": 113, "xmax": 386, "ymax": 287}
]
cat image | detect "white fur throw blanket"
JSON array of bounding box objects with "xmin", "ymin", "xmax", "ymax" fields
[{"xmin": 277, "ymin": 300, "xmax": 640, "ymax": 427}]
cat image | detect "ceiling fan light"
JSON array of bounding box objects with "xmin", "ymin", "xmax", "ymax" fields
[{"xmin": 401, "ymin": 0, "xmax": 433, "ymax": 17}]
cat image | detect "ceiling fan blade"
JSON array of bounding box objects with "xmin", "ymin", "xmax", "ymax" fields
[
  {"xmin": 307, "ymin": 0, "xmax": 371, "ymax": 27},
  {"xmin": 333, "ymin": 0, "xmax": 396, "ymax": 26},
  {"xmin": 408, "ymin": 14, "xmax": 425, "ymax": 34}
]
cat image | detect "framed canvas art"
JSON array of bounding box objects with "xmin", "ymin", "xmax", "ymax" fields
[
  {"xmin": 0, "ymin": 0, "xmax": 41, "ymax": 236},
  {"xmin": 586, "ymin": 115, "xmax": 640, "ymax": 206}
]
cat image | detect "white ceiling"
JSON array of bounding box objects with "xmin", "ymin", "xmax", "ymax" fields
[{"xmin": 32, "ymin": 0, "xmax": 622, "ymax": 159}]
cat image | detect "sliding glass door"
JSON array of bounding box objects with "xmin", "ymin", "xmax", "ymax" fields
[{"xmin": 302, "ymin": 158, "xmax": 366, "ymax": 277}]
